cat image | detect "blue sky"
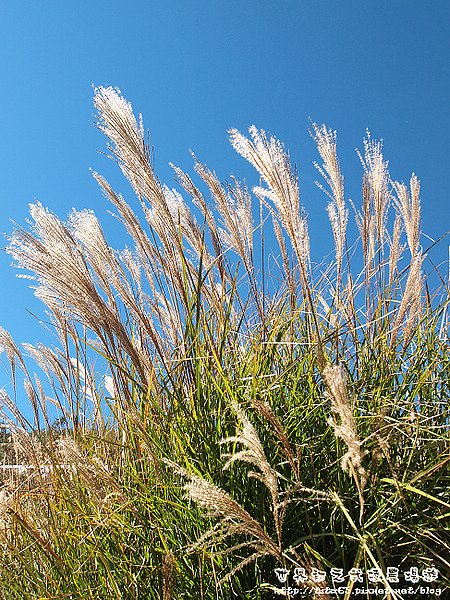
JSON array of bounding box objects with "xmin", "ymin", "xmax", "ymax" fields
[{"xmin": 0, "ymin": 1, "xmax": 449, "ymax": 379}]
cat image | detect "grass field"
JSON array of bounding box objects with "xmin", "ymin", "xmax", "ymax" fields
[{"xmin": 0, "ymin": 87, "xmax": 448, "ymax": 599}]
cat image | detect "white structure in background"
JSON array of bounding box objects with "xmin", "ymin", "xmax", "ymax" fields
[{"xmin": 0, "ymin": 464, "xmax": 74, "ymax": 475}]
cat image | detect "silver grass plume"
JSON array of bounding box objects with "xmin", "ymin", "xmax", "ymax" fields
[
  {"xmin": 390, "ymin": 251, "xmax": 424, "ymax": 347},
  {"xmin": 8, "ymin": 203, "xmax": 155, "ymax": 385},
  {"xmin": 67, "ymin": 208, "xmax": 133, "ymax": 307},
  {"xmin": 0, "ymin": 327, "xmax": 28, "ymax": 374},
  {"xmin": 352, "ymin": 180, "xmax": 375, "ymax": 278},
  {"xmin": 389, "ymin": 215, "xmax": 405, "ymax": 286},
  {"xmin": 92, "ymin": 171, "xmax": 156, "ymax": 281},
  {"xmin": 165, "ymin": 403, "xmax": 288, "ymax": 582},
  {"xmin": 8, "ymin": 202, "xmax": 108, "ymax": 325},
  {"xmin": 323, "ymin": 364, "xmax": 366, "ymax": 521},
  {"xmin": 229, "ymin": 125, "xmax": 328, "ymax": 368},
  {"xmin": 312, "ymin": 124, "xmax": 348, "ymax": 287},
  {"xmin": 170, "ymin": 162, "xmax": 227, "ymax": 280},
  {"xmin": 390, "ymin": 175, "xmax": 423, "ymax": 346},
  {"xmin": 221, "ymin": 401, "xmax": 283, "ymax": 544},
  {"xmin": 160, "ymin": 185, "xmax": 210, "ymax": 266},
  {"xmin": 272, "ymin": 217, "xmax": 295, "ymax": 302},
  {"xmin": 94, "ymin": 86, "xmax": 196, "ymax": 279},
  {"xmin": 194, "ymin": 159, "xmax": 253, "ymax": 273},
  {"xmin": 229, "ymin": 126, "xmax": 310, "ymax": 278},
  {"xmin": 164, "ymin": 458, "xmax": 282, "ymax": 579},
  {"xmin": 357, "ymin": 132, "xmax": 391, "ymax": 247},
  {"xmin": 94, "ymin": 86, "xmax": 160, "ymax": 203},
  {"xmin": 56, "ymin": 436, "xmax": 122, "ymax": 501},
  {"xmin": 393, "ymin": 174, "xmax": 421, "ymax": 257}
]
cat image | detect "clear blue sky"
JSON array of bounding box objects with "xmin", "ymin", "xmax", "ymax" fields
[{"xmin": 0, "ymin": 1, "xmax": 449, "ymax": 367}]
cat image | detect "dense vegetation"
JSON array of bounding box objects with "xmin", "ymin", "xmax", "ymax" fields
[{"xmin": 0, "ymin": 88, "xmax": 448, "ymax": 599}]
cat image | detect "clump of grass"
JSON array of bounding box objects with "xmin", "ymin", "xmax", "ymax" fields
[{"xmin": 0, "ymin": 87, "xmax": 448, "ymax": 599}]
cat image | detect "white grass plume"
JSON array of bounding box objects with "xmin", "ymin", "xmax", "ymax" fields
[{"xmin": 312, "ymin": 124, "xmax": 348, "ymax": 285}]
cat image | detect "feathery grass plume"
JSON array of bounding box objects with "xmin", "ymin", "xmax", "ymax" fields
[
  {"xmin": 249, "ymin": 396, "xmax": 299, "ymax": 479},
  {"xmin": 170, "ymin": 162, "xmax": 227, "ymax": 279},
  {"xmin": 92, "ymin": 172, "xmax": 155, "ymax": 273},
  {"xmin": 229, "ymin": 125, "xmax": 330, "ymax": 369},
  {"xmin": 229, "ymin": 126, "xmax": 310, "ymax": 277},
  {"xmin": 272, "ymin": 217, "xmax": 295, "ymax": 302},
  {"xmin": 70, "ymin": 356, "xmax": 105, "ymax": 432},
  {"xmin": 194, "ymin": 159, "xmax": 254, "ymax": 273},
  {"xmin": 71, "ymin": 207, "xmax": 160, "ymax": 363},
  {"xmin": 312, "ymin": 124, "xmax": 348, "ymax": 287},
  {"xmin": 164, "ymin": 458, "xmax": 282, "ymax": 565},
  {"xmin": 0, "ymin": 326, "xmax": 28, "ymax": 378},
  {"xmin": 8, "ymin": 203, "xmax": 155, "ymax": 387},
  {"xmin": 0, "ymin": 330, "xmax": 53, "ymax": 432},
  {"xmin": 23, "ymin": 375, "xmax": 47, "ymax": 432},
  {"xmin": 342, "ymin": 272, "xmax": 357, "ymax": 330},
  {"xmin": 68, "ymin": 206, "xmax": 153, "ymax": 339},
  {"xmin": 160, "ymin": 185, "xmax": 209, "ymax": 264},
  {"xmin": 10, "ymin": 427, "xmax": 48, "ymax": 484},
  {"xmin": 221, "ymin": 401, "xmax": 283, "ymax": 545},
  {"xmin": 357, "ymin": 132, "xmax": 391, "ymax": 247},
  {"xmin": 352, "ymin": 176, "xmax": 375, "ymax": 279},
  {"xmin": 393, "ymin": 174, "xmax": 421, "ymax": 257},
  {"xmin": 323, "ymin": 364, "xmax": 366, "ymax": 520},
  {"xmin": 90, "ymin": 173, "xmax": 173, "ymax": 358},
  {"xmin": 389, "ymin": 214, "xmax": 405, "ymax": 285},
  {"xmin": 22, "ymin": 343, "xmax": 65, "ymax": 388},
  {"xmin": 8, "ymin": 202, "xmax": 107, "ymax": 326},
  {"xmin": 95, "ymin": 88, "xmax": 197, "ymax": 329},
  {"xmin": 0, "ymin": 389, "xmax": 30, "ymax": 432},
  {"xmin": 55, "ymin": 436, "xmax": 119, "ymax": 500},
  {"xmin": 390, "ymin": 251, "xmax": 424, "ymax": 347},
  {"xmin": 164, "ymin": 400, "xmax": 302, "ymax": 585},
  {"xmin": 21, "ymin": 340, "xmax": 89, "ymax": 431},
  {"xmin": 94, "ymin": 86, "xmax": 160, "ymax": 203},
  {"xmin": 94, "ymin": 86, "xmax": 196, "ymax": 282}
]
